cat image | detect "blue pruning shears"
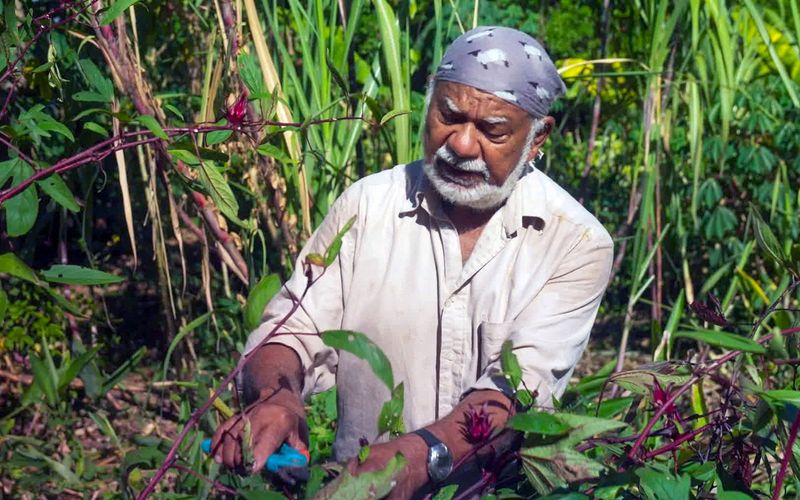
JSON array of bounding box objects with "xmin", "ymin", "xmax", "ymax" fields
[{"xmin": 201, "ymin": 438, "xmax": 309, "ymax": 482}]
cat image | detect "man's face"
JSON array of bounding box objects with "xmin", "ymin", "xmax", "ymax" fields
[{"xmin": 423, "ymin": 81, "xmax": 544, "ymax": 211}]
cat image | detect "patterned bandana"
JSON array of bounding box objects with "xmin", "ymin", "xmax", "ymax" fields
[{"xmin": 434, "ymin": 26, "xmax": 566, "ymax": 117}]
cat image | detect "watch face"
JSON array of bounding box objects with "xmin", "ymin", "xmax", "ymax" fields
[{"xmin": 428, "ymin": 443, "xmax": 454, "ymax": 482}]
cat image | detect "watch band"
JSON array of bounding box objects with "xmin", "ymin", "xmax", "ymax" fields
[{"xmin": 413, "ymin": 428, "xmax": 442, "ymax": 448}]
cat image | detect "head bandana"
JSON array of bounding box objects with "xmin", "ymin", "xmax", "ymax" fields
[{"xmin": 434, "ymin": 26, "xmax": 566, "ymax": 117}]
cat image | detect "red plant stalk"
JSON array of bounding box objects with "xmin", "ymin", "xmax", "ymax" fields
[
  {"xmin": 135, "ymin": 267, "xmax": 326, "ymax": 499},
  {"xmin": 627, "ymin": 326, "xmax": 800, "ymax": 461},
  {"xmin": 772, "ymin": 410, "xmax": 800, "ymax": 500}
]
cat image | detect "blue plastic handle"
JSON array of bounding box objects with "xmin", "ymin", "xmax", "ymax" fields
[{"xmin": 201, "ymin": 438, "xmax": 308, "ymax": 473}]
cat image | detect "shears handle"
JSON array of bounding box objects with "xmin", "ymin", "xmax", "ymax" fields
[{"xmin": 201, "ymin": 438, "xmax": 309, "ymax": 473}]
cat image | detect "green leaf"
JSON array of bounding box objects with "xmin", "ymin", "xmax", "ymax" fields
[
  {"xmin": 325, "ymin": 216, "xmax": 356, "ymax": 266},
  {"xmin": 238, "ymin": 52, "xmax": 265, "ymax": 96},
  {"xmin": 554, "ymin": 413, "xmax": 628, "ymax": 447},
  {"xmin": 0, "ymin": 158, "xmax": 19, "ymax": 187},
  {"xmin": 83, "ymin": 121, "xmax": 109, "ymax": 137},
  {"xmin": 256, "ymin": 142, "xmax": 294, "ymax": 164},
  {"xmin": 78, "ymin": 59, "xmax": 114, "ymax": 100},
  {"xmin": 0, "ymin": 253, "xmax": 40, "ymax": 284},
  {"xmin": 244, "ymin": 274, "xmax": 282, "ymax": 331},
  {"xmin": 521, "ymin": 445, "xmax": 607, "ymax": 490},
  {"xmin": 30, "ymin": 355, "xmax": 58, "ymax": 407},
  {"xmin": 507, "ymin": 412, "xmax": 570, "ymax": 436},
  {"xmin": 42, "ymin": 265, "xmax": 125, "ymax": 285},
  {"xmin": 136, "ymin": 114, "xmax": 168, "ymax": 140},
  {"xmin": 162, "ymin": 312, "xmax": 211, "ymax": 380},
  {"xmin": 163, "ymin": 103, "xmax": 184, "ymax": 121},
  {"xmin": 674, "ymin": 329, "xmax": 766, "ymax": 354},
  {"xmin": 206, "ymin": 120, "xmax": 233, "ymax": 146},
  {"xmin": 168, "ymin": 148, "xmax": 200, "ymax": 165},
  {"xmin": 431, "ymin": 484, "xmax": 458, "ymax": 500},
  {"xmin": 635, "ymin": 468, "xmax": 690, "ymax": 500},
  {"xmin": 750, "ymin": 204, "xmax": 791, "ymax": 273},
  {"xmin": 759, "ymin": 389, "xmax": 800, "ymax": 407},
  {"xmin": 17, "ymin": 446, "xmax": 80, "ymax": 486},
  {"xmin": 500, "ymin": 340, "xmax": 522, "ymax": 390},
  {"xmin": 99, "ymin": 0, "xmax": 141, "ymax": 25},
  {"xmin": 321, "ymin": 330, "xmax": 394, "ymax": 390},
  {"xmin": 379, "ymin": 109, "xmax": 411, "ymax": 126},
  {"xmin": 36, "ymin": 175, "xmax": 80, "ymax": 212},
  {"xmin": 197, "ymin": 162, "xmax": 239, "ymax": 221},
  {"xmin": 73, "ymin": 91, "xmax": 112, "ymax": 103},
  {"xmin": 5, "ymin": 162, "xmax": 38, "ymax": 237},
  {"xmin": 58, "ymin": 347, "xmax": 100, "ymax": 394},
  {"xmin": 378, "ymin": 383, "xmax": 405, "ymax": 436},
  {"xmin": 315, "ymin": 453, "xmax": 406, "ymax": 500}
]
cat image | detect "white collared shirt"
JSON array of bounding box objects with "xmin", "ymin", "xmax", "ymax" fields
[{"xmin": 245, "ymin": 161, "xmax": 613, "ymax": 459}]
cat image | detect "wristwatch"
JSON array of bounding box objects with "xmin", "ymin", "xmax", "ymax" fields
[{"xmin": 413, "ymin": 428, "xmax": 454, "ymax": 482}]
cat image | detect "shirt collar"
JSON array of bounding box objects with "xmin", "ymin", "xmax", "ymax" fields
[{"xmin": 400, "ymin": 161, "xmax": 549, "ymax": 237}]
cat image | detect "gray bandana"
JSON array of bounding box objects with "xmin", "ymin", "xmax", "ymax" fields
[{"xmin": 434, "ymin": 26, "xmax": 566, "ymax": 117}]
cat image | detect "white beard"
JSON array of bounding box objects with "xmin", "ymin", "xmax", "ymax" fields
[{"xmin": 422, "ymin": 127, "xmax": 536, "ymax": 211}]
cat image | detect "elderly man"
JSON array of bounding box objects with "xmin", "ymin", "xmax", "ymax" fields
[{"xmin": 212, "ymin": 26, "xmax": 613, "ymax": 496}]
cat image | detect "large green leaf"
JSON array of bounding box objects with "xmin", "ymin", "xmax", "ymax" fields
[
  {"xmin": 507, "ymin": 412, "xmax": 570, "ymax": 436},
  {"xmin": 554, "ymin": 413, "xmax": 628, "ymax": 447},
  {"xmin": 5, "ymin": 162, "xmax": 38, "ymax": 237},
  {"xmin": 30, "ymin": 355, "xmax": 57, "ymax": 407},
  {"xmin": 0, "ymin": 252, "xmax": 40, "ymax": 284},
  {"xmin": 41, "ymin": 265, "xmax": 125, "ymax": 285},
  {"xmin": 244, "ymin": 274, "xmax": 282, "ymax": 331},
  {"xmin": 758, "ymin": 389, "xmax": 800, "ymax": 407},
  {"xmin": 57, "ymin": 347, "xmax": 101, "ymax": 395},
  {"xmin": 674, "ymin": 329, "xmax": 766, "ymax": 354},
  {"xmin": 36, "ymin": 175, "xmax": 79, "ymax": 212},
  {"xmin": 521, "ymin": 445, "xmax": 607, "ymax": 493},
  {"xmin": 78, "ymin": 59, "xmax": 113, "ymax": 101},
  {"xmin": 238, "ymin": 52, "xmax": 265, "ymax": 96},
  {"xmin": 321, "ymin": 330, "xmax": 393, "ymax": 390},
  {"xmin": 636, "ymin": 467, "xmax": 690, "ymax": 500},
  {"xmin": 750, "ymin": 204, "xmax": 792, "ymax": 274},
  {"xmin": 314, "ymin": 453, "xmax": 406, "ymax": 500},
  {"xmin": 99, "ymin": 0, "xmax": 142, "ymax": 25},
  {"xmin": 0, "ymin": 158, "xmax": 19, "ymax": 187},
  {"xmin": 197, "ymin": 162, "xmax": 239, "ymax": 222}
]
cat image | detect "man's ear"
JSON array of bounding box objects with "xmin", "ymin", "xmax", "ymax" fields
[{"xmin": 526, "ymin": 116, "xmax": 555, "ymax": 162}]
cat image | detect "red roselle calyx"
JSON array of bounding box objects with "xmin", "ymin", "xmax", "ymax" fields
[
  {"xmin": 464, "ymin": 402, "xmax": 494, "ymax": 443},
  {"xmin": 226, "ymin": 93, "xmax": 248, "ymax": 126}
]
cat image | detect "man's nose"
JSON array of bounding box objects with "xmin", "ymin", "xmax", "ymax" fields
[{"xmin": 447, "ymin": 123, "xmax": 481, "ymax": 159}]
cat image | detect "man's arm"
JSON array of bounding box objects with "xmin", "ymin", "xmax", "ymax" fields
[{"xmin": 211, "ymin": 344, "xmax": 308, "ymax": 473}]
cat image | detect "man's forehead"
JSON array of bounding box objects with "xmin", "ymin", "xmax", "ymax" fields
[{"xmin": 434, "ymin": 81, "xmax": 527, "ymax": 119}]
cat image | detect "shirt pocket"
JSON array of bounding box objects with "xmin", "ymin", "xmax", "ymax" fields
[{"xmin": 478, "ymin": 321, "xmax": 513, "ymax": 372}]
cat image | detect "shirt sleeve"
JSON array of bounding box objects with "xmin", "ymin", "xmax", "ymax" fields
[
  {"xmin": 243, "ymin": 188, "xmax": 360, "ymax": 399},
  {"xmin": 470, "ymin": 228, "xmax": 614, "ymax": 407}
]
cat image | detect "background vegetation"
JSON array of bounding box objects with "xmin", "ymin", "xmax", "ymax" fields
[{"xmin": 1, "ymin": 0, "xmax": 800, "ymax": 497}]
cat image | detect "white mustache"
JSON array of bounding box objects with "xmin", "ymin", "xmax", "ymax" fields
[{"xmin": 435, "ymin": 146, "xmax": 490, "ymax": 181}]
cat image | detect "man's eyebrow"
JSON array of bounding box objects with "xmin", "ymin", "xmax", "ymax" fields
[
  {"xmin": 483, "ymin": 116, "xmax": 509, "ymax": 125},
  {"xmin": 442, "ymin": 96, "xmax": 462, "ymax": 113}
]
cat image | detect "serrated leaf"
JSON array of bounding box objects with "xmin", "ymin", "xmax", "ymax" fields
[
  {"xmin": 196, "ymin": 162, "xmax": 239, "ymax": 221},
  {"xmin": 325, "ymin": 216, "xmax": 356, "ymax": 266},
  {"xmin": 99, "ymin": 0, "xmax": 141, "ymax": 25},
  {"xmin": 42, "ymin": 265, "xmax": 125, "ymax": 285},
  {"xmin": 609, "ymin": 362, "xmax": 692, "ymax": 396},
  {"xmin": 321, "ymin": 330, "xmax": 393, "ymax": 390},
  {"xmin": 256, "ymin": 142, "xmax": 293, "ymax": 164},
  {"xmin": 137, "ymin": 114, "xmax": 168, "ymax": 140},
  {"xmin": 521, "ymin": 445, "xmax": 607, "ymax": 490},
  {"xmin": 674, "ymin": 329, "xmax": 766, "ymax": 354},
  {"xmin": 83, "ymin": 121, "xmax": 109, "ymax": 137},
  {"xmin": 507, "ymin": 412, "xmax": 570, "ymax": 435},
  {"xmin": 37, "ymin": 175, "xmax": 79, "ymax": 212},
  {"xmin": 244, "ymin": 274, "xmax": 282, "ymax": 331},
  {"xmin": 378, "ymin": 383, "xmax": 405, "ymax": 436},
  {"xmin": 0, "ymin": 253, "xmax": 40, "ymax": 284},
  {"xmin": 5, "ymin": 162, "xmax": 38, "ymax": 237},
  {"xmin": 636, "ymin": 468, "xmax": 690, "ymax": 500},
  {"xmin": 500, "ymin": 340, "xmax": 522, "ymax": 390},
  {"xmin": 554, "ymin": 413, "xmax": 628, "ymax": 447}
]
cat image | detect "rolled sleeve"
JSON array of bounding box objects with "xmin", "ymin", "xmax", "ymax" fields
[
  {"xmin": 471, "ymin": 230, "xmax": 614, "ymax": 407},
  {"xmin": 244, "ymin": 190, "xmax": 359, "ymax": 399}
]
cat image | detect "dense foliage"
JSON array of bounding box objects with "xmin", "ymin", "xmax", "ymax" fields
[{"xmin": 1, "ymin": 0, "xmax": 800, "ymax": 498}]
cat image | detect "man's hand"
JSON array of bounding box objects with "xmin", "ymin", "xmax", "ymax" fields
[
  {"xmin": 346, "ymin": 434, "xmax": 429, "ymax": 499},
  {"xmin": 210, "ymin": 343, "xmax": 307, "ymax": 474},
  {"xmin": 211, "ymin": 389, "xmax": 307, "ymax": 474}
]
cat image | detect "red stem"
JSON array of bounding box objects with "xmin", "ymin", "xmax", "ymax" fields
[
  {"xmin": 773, "ymin": 410, "xmax": 800, "ymax": 499},
  {"xmin": 627, "ymin": 327, "xmax": 800, "ymax": 461}
]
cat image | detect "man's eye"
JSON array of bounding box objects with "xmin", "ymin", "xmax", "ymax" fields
[{"xmin": 439, "ymin": 112, "xmax": 456, "ymax": 124}]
